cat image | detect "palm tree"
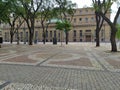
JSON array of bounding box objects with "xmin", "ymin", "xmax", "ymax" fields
[
  {"xmin": 55, "ymin": 20, "xmax": 72, "ymax": 46},
  {"xmin": 64, "ymin": 20, "xmax": 72, "ymax": 44},
  {"xmin": 55, "ymin": 21, "xmax": 64, "ymax": 46}
]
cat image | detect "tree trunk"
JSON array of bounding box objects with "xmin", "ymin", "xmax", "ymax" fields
[
  {"xmin": 10, "ymin": 35, "xmax": 13, "ymax": 44},
  {"xmin": 96, "ymin": 30, "xmax": 100, "ymax": 47},
  {"xmin": 29, "ymin": 32, "xmax": 33, "ymax": 45},
  {"xmin": 41, "ymin": 22, "xmax": 46, "ymax": 44},
  {"xmin": 17, "ymin": 36, "xmax": 19, "ymax": 45},
  {"xmin": 28, "ymin": 27, "xmax": 34, "ymax": 45},
  {"xmin": 99, "ymin": 12, "xmax": 118, "ymax": 52},
  {"xmin": 28, "ymin": 17, "xmax": 35, "ymax": 45},
  {"xmin": 110, "ymin": 30, "xmax": 117, "ymax": 52},
  {"xmin": 43, "ymin": 32, "xmax": 46, "ymax": 44},
  {"xmin": 65, "ymin": 31, "xmax": 68, "ymax": 45},
  {"xmin": 10, "ymin": 30, "xmax": 14, "ymax": 44},
  {"xmin": 61, "ymin": 31, "xmax": 63, "ymax": 46},
  {"xmin": 16, "ymin": 28, "xmax": 19, "ymax": 45}
]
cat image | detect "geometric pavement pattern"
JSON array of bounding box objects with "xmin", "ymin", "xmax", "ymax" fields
[{"xmin": 0, "ymin": 43, "xmax": 120, "ymax": 90}]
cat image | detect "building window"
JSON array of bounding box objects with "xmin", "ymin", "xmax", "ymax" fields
[
  {"xmin": 86, "ymin": 9, "xmax": 88, "ymax": 13},
  {"xmin": 50, "ymin": 39, "xmax": 52, "ymax": 42},
  {"xmin": 5, "ymin": 32, "xmax": 7, "ymax": 41},
  {"xmin": 20, "ymin": 32, "xmax": 23, "ymax": 41},
  {"xmin": 79, "ymin": 10, "xmax": 82, "ymax": 13},
  {"xmin": 86, "ymin": 30, "xmax": 91, "ymax": 32},
  {"xmin": 26, "ymin": 32, "xmax": 28, "ymax": 42},
  {"xmin": 5, "ymin": 32, "xmax": 9, "ymax": 42},
  {"xmin": 101, "ymin": 29, "xmax": 104, "ymax": 37},
  {"xmin": 85, "ymin": 18, "xmax": 88, "ymax": 23},
  {"xmin": 36, "ymin": 20, "xmax": 39, "ymax": 23},
  {"xmin": 46, "ymin": 30, "xmax": 48, "ymax": 37},
  {"xmin": 79, "ymin": 18, "xmax": 82, "ymax": 22},
  {"xmin": 94, "ymin": 30, "xmax": 96, "ymax": 37},
  {"xmin": 91, "ymin": 17, "xmax": 94, "ymax": 21},
  {"xmin": 73, "ymin": 39, "xmax": 76, "ymax": 42},
  {"xmin": 15, "ymin": 33, "xmax": 17, "ymax": 41},
  {"xmin": 73, "ymin": 30, "xmax": 76, "ymax": 37},
  {"xmin": 35, "ymin": 31, "xmax": 38, "ymax": 41},
  {"xmin": 58, "ymin": 39, "xmax": 60, "ymax": 42},
  {"xmin": 74, "ymin": 18, "xmax": 76, "ymax": 23},
  {"xmin": 74, "ymin": 10, "xmax": 76, "ymax": 13},
  {"xmin": 80, "ymin": 39, "xmax": 82, "ymax": 42},
  {"xmin": 94, "ymin": 39, "xmax": 96, "ymax": 41},
  {"xmin": 101, "ymin": 38, "xmax": 104, "ymax": 41},
  {"xmin": 68, "ymin": 18, "xmax": 70, "ymax": 21},
  {"xmin": 50, "ymin": 31, "xmax": 52, "ymax": 37},
  {"xmin": 80, "ymin": 30, "xmax": 82, "ymax": 37}
]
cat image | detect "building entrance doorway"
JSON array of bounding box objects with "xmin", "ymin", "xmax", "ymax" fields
[{"xmin": 86, "ymin": 35, "xmax": 91, "ymax": 42}]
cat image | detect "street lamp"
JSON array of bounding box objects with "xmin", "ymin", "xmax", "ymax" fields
[
  {"xmin": 23, "ymin": 22, "xmax": 26, "ymax": 44},
  {"xmin": 104, "ymin": 24, "xmax": 105, "ymax": 43},
  {"xmin": 16, "ymin": 24, "xmax": 19, "ymax": 45},
  {"xmin": 0, "ymin": 29, "xmax": 3, "ymax": 48}
]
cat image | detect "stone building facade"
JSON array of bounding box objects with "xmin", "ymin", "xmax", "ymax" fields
[{"xmin": 1, "ymin": 7, "xmax": 111, "ymax": 43}]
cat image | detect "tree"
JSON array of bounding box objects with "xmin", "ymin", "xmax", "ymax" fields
[
  {"xmin": 0, "ymin": 0, "xmax": 10, "ymax": 22},
  {"xmin": 92, "ymin": 0, "xmax": 109, "ymax": 47},
  {"xmin": 55, "ymin": 0, "xmax": 76, "ymax": 44},
  {"xmin": 55, "ymin": 20, "xmax": 72, "ymax": 45},
  {"xmin": 55, "ymin": 21, "xmax": 64, "ymax": 46},
  {"xmin": 63, "ymin": 20, "xmax": 72, "ymax": 44},
  {"xmin": 38, "ymin": 0, "xmax": 55, "ymax": 44},
  {"xmin": 92, "ymin": 0, "xmax": 120, "ymax": 52},
  {"xmin": 0, "ymin": 0, "xmax": 24, "ymax": 44},
  {"xmin": 17, "ymin": 0, "xmax": 43, "ymax": 45},
  {"xmin": 6, "ymin": 14, "xmax": 24, "ymax": 44}
]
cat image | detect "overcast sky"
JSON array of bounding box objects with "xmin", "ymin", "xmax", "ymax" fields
[
  {"xmin": 71, "ymin": 0, "xmax": 118, "ymax": 21},
  {"xmin": 71, "ymin": 0, "xmax": 92, "ymax": 8}
]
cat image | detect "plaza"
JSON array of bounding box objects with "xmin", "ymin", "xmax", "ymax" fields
[{"xmin": 0, "ymin": 42, "xmax": 120, "ymax": 90}]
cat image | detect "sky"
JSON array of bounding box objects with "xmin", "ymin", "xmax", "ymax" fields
[
  {"xmin": 71, "ymin": 0, "xmax": 118, "ymax": 21},
  {"xmin": 71, "ymin": 0, "xmax": 92, "ymax": 8}
]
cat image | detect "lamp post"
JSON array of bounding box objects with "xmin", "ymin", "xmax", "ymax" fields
[
  {"xmin": 23, "ymin": 22, "xmax": 26, "ymax": 44},
  {"xmin": 16, "ymin": 24, "xmax": 19, "ymax": 45},
  {"xmin": 104, "ymin": 24, "xmax": 106, "ymax": 43},
  {"xmin": 0, "ymin": 29, "xmax": 3, "ymax": 48}
]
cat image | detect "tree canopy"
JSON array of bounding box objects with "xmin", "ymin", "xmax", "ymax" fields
[
  {"xmin": 92, "ymin": 0, "xmax": 120, "ymax": 52},
  {"xmin": 0, "ymin": 0, "xmax": 76, "ymax": 45}
]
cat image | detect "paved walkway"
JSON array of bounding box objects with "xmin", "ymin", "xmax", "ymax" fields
[{"xmin": 0, "ymin": 42, "xmax": 120, "ymax": 90}]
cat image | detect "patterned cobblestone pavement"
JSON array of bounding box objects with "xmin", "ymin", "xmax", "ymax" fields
[{"xmin": 0, "ymin": 43, "xmax": 120, "ymax": 90}]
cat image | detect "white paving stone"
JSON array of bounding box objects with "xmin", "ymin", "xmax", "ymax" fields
[
  {"xmin": 0, "ymin": 81, "xmax": 6, "ymax": 85},
  {"xmin": 2, "ymin": 82, "xmax": 77, "ymax": 90}
]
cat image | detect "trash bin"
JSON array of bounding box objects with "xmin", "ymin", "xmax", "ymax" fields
[
  {"xmin": 34, "ymin": 39, "xmax": 37, "ymax": 44},
  {"xmin": 0, "ymin": 37, "xmax": 3, "ymax": 48},
  {"xmin": 53, "ymin": 37, "xmax": 57, "ymax": 45},
  {"xmin": 0, "ymin": 37, "xmax": 3, "ymax": 43}
]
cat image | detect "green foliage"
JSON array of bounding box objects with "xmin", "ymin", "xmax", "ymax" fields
[
  {"xmin": 0, "ymin": 0, "xmax": 22, "ymax": 23},
  {"xmin": 55, "ymin": 21, "xmax": 64, "ymax": 31},
  {"xmin": 64, "ymin": 20, "xmax": 72, "ymax": 32},
  {"xmin": 55, "ymin": 20, "xmax": 72, "ymax": 31},
  {"xmin": 0, "ymin": 0, "xmax": 11, "ymax": 22},
  {"xmin": 55, "ymin": 0, "xmax": 76, "ymax": 20},
  {"xmin": 92, "ymin": 0, "xmax": 116, "ymax": 12}
]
